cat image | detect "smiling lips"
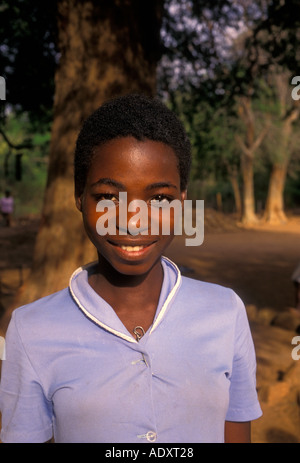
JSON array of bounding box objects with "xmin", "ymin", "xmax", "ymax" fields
[
  {"xmin": 120, "ymin": 245, "xmax": 146, "ymax": 252},
  {"xmin": 108, "ymin": 240, "xmax": 156, "ymax": 255}
]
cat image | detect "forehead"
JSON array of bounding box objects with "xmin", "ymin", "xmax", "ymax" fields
[{"xmin": 87, "ymin": 137, "xmax": 180, "ymax": 185}]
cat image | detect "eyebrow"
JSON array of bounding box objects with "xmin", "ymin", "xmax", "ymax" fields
[
  {"xmin": 91, "ymin": 178, "xmax": 178, "ymax": 191},
  {"xmin": 145, "ymin": 182, "xmax": 178, "ymax": 191},
  {"xmin": 91, "ymin": 178, "xmax": 126, "ymax": 190}
]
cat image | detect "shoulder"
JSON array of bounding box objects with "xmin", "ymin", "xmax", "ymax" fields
[
  {"xmin": 13, "ymin": 287, "xmax": 72, "ymax": 317},
  {"xmin": 177, "ymin": 275, "xmax": 247, "ymax": 321},
  {"xmin": 10, "ymin": 287, "xmax": 75, "ymax": 339},
  {"xmin": 176, "ymin": 276, "xmax": 253, "ymax": 353},
  {"xmin": 179, "ymin": 275, "xmax": 240, "ymax": 304},
  {"xmin": 163, "ymin": 256, "xmax": 239, "ymax": 306}
]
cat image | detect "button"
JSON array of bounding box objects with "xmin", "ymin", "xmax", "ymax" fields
[
  {"xmin": 137, "ymin": 431, "xmax": 157, "ymax": 442},
  {"xmin": 146, "ymin": 431, "xmax": 157, "ymax": 442}
]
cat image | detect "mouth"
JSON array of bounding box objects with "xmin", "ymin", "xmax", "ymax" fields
[
  {"xmin": 120, "ymin": 245, "xmax": 147, "ymax": 251},
  {"xmin": 107, "ymin": 240, "xmax": 157, "ymax": 257}
]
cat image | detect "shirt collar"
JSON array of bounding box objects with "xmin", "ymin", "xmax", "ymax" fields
[{"xmin": 69, "ymin": 256, "xmax": 182, "ymax": 343}]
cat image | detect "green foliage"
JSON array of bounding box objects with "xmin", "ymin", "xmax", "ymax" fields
[
  {"xmin": 0, "ymin": 112, "xmax": 49, "ymax": 216},
  {"xmin": 160, "ymin": 1, "xmax": 300, "ymax": 213},
  {"xmin": 166, "ymin": 62, "xmax": 300, "ymax": 211}
]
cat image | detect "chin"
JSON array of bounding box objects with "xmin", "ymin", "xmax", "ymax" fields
[
  {"xmin": 96, "ymin": 251, "xmax": 161, "ymax": 278},
  {"xmin": 112, "ymin": 259, "xmax": 159, "ymax": 277}
]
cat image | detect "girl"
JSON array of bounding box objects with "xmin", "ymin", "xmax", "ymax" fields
[{"xmin": 0, "ymin": 94, "xmax": 262, "ymax": 443}]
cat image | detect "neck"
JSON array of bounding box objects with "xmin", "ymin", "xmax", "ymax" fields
[
  {"xmin": 95, "ymin": 255, "xmax": 163, "ymax": 288},
  {"xmin": 88, "ymin": 255, "xmax": 164, "ymax": 306},
  {"xmin": 88, "ymin": 257, "xmax": 164, "ymax": 336}
]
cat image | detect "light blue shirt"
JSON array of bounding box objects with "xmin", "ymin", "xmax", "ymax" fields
[{"xmin": 0, "ymin": 257, "xmax": 262, "ymax": 443}]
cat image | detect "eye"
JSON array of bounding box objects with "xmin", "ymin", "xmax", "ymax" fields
[
  {"xmin": 150, "ymin": 194, "xmax": 173, "ymax": 207},
  {"xmin": 94, "ymin": 193, "xmax": 119, "ymax": 203}
]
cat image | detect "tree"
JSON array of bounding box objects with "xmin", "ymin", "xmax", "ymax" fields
[
  {"xmin": 186, "ymin": 0, "xmax": 300, "ymax": 225},
  {"xmin": 241, "ymin": 0, "xmax": 300, "ymax": 223},
  {"xmin": 262, "ymin": 69, "xmax": 300, "ymax": 223},
  {"xmin": 159, "ymin": 1, "xmax": 271, "ymax": 224},
  {"xmin": 235, "ymin": 94, "xmax": 270, "ymax": 224},
  {"xmin": 209, "ymin": 108, "xmax": 243, "ymax": 217},
  {"xmin": 1, "ymin": 0, "xmax": 164, "ymax": 327}
]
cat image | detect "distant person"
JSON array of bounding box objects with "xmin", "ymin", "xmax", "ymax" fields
[{"xmin": 0, "ymin": 190, "xmax": 14, "ymax": 227}]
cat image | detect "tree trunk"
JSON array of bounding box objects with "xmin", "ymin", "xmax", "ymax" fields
[
  {"xmin": 263, "ymin": 162, "xmax": 288, "ymax": 224},
  {"xmin": 236, "ymin": 95, "xmax": 269, "ymax": 225},
  {"xmin": 240, "ymin": 154, "xmax": 258, "ymax": 224},
  {"xmin": 1, "ymin": 0, "xmax": 163, "ymax": 330},
  {"xmin": 228, "ymin": 166, "xmax": 242, "ymax": 218},
  {"xmin": 263, "ymin": 108, "xmax": 299, "ymax": 224},
  {"xmin": 263, "ymin": 70, "xmax": 299, "ymax": 224}
]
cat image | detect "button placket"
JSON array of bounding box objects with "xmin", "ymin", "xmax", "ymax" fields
[
  {"xmin": 131, "ymin": 341, "xmax": 157, "ymax": 444},
  {"xmin": 131, "ymin": 328, "xmax": 150, "ymax": 367}
]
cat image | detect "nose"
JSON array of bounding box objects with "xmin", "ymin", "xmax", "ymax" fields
[{"xmin": 116, "ymin": 197, "xmax": 150, "ymax": 235}]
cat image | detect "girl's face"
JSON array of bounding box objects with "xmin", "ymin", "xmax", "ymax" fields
[{"xmin": 76, "ymin": 136, "xmax": 186, "ymax": 276}]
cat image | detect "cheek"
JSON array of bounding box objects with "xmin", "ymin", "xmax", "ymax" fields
[
  {"xmin": 81, "ymin": 206, "xmax": 103, "ymax": 241},
  {"xmin": 82, "ymin": 208, "xmax": 98, "ymax": 230},
  {"xmin": 150, "ymin": 207, "xmax": 181, "ymax": 236}
]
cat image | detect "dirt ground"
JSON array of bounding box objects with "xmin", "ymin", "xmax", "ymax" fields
[{"xmin": 0, "ymin": 210, "xmax": 300, "ymax": 443}]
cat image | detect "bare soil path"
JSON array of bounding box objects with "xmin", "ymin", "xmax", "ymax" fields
[{"xmin": 166, "ymin": 217, "xmax": 300, "ymax": 312}]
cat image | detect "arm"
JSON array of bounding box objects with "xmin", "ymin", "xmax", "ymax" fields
[
  {"xmin": 225, "ymin": 293, "xmax": 262, "ymax": 437},
  {"xmin": 225, "ymin": 421, "xmax": 251, "ymax": 443},
  {"xmin": 0, "ymin": 313, "xmax": 53, "ymax": 443}
]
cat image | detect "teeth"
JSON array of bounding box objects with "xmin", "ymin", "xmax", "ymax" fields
[{"xmin": 121, "ymin": 245, "xmax": 144, "ymax": 251}]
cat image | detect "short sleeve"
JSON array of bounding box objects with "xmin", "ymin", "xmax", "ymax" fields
[
  {"xmin": 225, "ymin": 292, "xmax": 262, "ymax": 422},
  {"xmin": 0, "ymin": 312, "xmax": 53, "ymax": 443}
]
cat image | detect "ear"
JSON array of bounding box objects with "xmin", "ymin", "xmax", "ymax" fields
[{"xmin": 75, "ymin": 194, "xmax": 83, "ymax": 212}]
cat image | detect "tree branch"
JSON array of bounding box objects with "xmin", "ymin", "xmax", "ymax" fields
[
  {"xmin": 252, "ymin": 121, "xmax": 270, "ymax": 152},
  {"xmin": 284, "ymin": 105, "xmax": 300, "ymax": 125},
  {"xmin": 0, "ymin": 128, "xmax": 32, "ymax": 150},
  {"xmin": 235, "ymin": 119, "xmax": 270, "ymax": 158},
  {"xmin": 235, "ymin": 134, "xmax": 253, "ymax": 158}
]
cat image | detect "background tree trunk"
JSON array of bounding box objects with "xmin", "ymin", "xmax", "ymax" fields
[
  {"xmin": 263, "ymin": 71, "xmax": 299, "ymax": 224},
  {"xmin": 236, "ymin": 96, "xmax": 269, "ymax": 225},
  {"xmin": 227, "ymin": 165, "xmax": 242, "ymax": 218},
  {"xmin": 2, "ymin": 0, "xmax": 164, "ymax": 329},
  {"xmin": 263, "ymin": 161, "xmax": 288, "ymax": 223},
  {"xmin": 240, "ymin": 154, "xmax": 257, "ymax": 224}
]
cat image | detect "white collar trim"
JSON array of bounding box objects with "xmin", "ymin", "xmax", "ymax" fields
[{"xmin": 69, "ymin": 256, "xmax": 182, "ymax": 343}]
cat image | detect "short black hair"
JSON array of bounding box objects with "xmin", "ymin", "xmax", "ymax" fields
[{"xmin": 74, "ymin": 93, "xmax": 191, "ymax": 196}]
